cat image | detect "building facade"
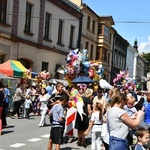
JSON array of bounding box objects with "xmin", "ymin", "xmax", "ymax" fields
[
  {"xmin": 0, "ymin": 0, "xmax": 82, "ymax": 77},
  {"xmin": 79, "ymin": 3, "xmax": 99, "ymax": 60},
  {"xmin": 126, "ymin": 45, "xmax": 138, "ymax": 79},
  {"xmin": 97, "ymin": 16, "xmax": 115, "ymax": 82},
  {"xmin": 111, "ymin": 31, "xmax": 129, "ymax": 84},
  {"xmin": 137, "ymin": 55, "xmax": 148, "ymax": 90}
]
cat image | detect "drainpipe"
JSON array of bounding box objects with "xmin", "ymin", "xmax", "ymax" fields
[
  {"xmin": 16, "ymin": 42, "xmax": 19, "ymax": 60},
  {"xmin": 77, "ymin": 17, "xmax": 83, "ymax": 51}
]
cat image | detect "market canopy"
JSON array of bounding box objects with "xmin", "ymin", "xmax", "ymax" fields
[
  {"xmin": 99, "ymin": 79, "xmax": 113, "ymax": 89},
  {"xmin": 0, "ymin": 73, "xmax": 15, "ymax": 79},
  {"xmin": 0, "ymin": 60, "xmax": 27, "ymax": 78}
]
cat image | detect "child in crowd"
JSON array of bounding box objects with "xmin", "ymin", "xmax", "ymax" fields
[
  {"xmin": 135, "ymin": 128, "xmax": 149, "ymax": 150},
  {"xmin": 124, "ymin": 95, "xmax": 137, "ymax": 145},
  {"xmin": 47, "ymin": 93, "xmax": 69, "ymax": 150},
  {"xmin": 124, "ymin": 95, "xmax": 137, "ymax": 117},
  {"xmin": 84, "ymin": 102, "xmax": 103, "ymax": 150},
  {"xmin": 24, "ymin": 95, "xmax": 32, "ymax": 118}
]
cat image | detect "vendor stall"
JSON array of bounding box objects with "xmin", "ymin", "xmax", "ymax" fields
[{"xmin": 0, "ymin": 60, "xmax": 27, "ymax": 78}]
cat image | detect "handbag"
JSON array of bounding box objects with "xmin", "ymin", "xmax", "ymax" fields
[{"xmin": 109, "ymin": 136, "xmax": 128, "ymax": 150}]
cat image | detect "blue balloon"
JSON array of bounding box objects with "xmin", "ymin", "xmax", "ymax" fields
[{"xmin": 82, "ymin": 61, "xmax": 90, "ymax": 68}]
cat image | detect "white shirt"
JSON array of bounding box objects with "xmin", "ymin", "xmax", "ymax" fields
[
  {"xmin": 25, "ymin": 99, "xmax": 32, "ymax": 108},
  {"xmin": 39, "ymin": 93, "xmax": 50, "ymax": 108},
  {"xmin": 91, "ymin": 111, "xmax": 103, "ymax": 132}
]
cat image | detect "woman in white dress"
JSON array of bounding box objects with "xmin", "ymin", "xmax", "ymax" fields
[{"xmin": 38, "ymin": 88, "xmax": 50, "ymax": 127}]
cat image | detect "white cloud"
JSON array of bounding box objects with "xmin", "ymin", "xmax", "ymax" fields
[{"xmin": 138, "ymin": 36, "xmax": 150, "ymax": 54}]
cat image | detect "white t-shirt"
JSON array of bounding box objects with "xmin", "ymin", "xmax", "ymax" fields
[
  {"xmin": 107, "ymin": 107, "xmax": 129, "ymax": 139},
  {"xmin": 39, "ymin": 93, "xmax": 50, "ymax": 108},
  {"xmin": 91, "ymin": 111, "xmax": 103, "ymax": 132},
  {"xmin": 25, "ymin": 99, "xmax": 32, "ymax": 108}
]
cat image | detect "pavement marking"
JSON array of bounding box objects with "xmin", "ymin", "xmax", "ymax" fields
[
  {"xmin": 41, "ymin": 134, "xmax": 49, "ymax": 138},
  {"xmin": 10, "ymin": 143, "xmax": 26, "ymax": 148},
  {"xmin": 27, "ymin": 138, "xmax": 42, "ymax": 142}
]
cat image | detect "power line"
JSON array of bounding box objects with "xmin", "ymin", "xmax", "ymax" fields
[
  {"xmin": 5, "ymin": 13, "xmax": 150, "ymax": 24},
  {"xmin": 115, "ymin": 21, "xmax": 150, "ymax": 24}
]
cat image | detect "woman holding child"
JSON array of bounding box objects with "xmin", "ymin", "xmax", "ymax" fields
[{"xmin": 107, "ymin": 93, "xmax": 144, "ymax": 150}]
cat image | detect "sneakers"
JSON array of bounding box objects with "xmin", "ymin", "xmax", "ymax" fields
[
  {"xmin": 38, "ymin": 124, "xmax": 43, "ymax": 127},
  {"xmin": 10, "ymin": 115, "xmax": 15, "ymax": 119}
]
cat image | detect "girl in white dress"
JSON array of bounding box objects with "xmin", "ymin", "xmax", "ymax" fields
[{"xmin": 84, "ymin": 103, "xmax": 103, "ymax": 150}]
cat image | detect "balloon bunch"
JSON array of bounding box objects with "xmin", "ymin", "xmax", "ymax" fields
[
  {"xmin": 64, "ymin": 49, "xmax": 102, "ymax": 82},
  {"xmin": 113, "ymin": 70, "xmax": 139, "ymax": 90},
  {"xmin": 37, "ymin": 70, "xmax": 50, "ymax": 81}
]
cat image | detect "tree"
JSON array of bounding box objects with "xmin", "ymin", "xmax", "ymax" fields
[{"xmin": 141, "ymin": 52, "xmax": 150, "ymax": 72}]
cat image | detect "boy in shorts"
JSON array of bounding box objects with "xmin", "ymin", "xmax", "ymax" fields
[{"xmin": 47, "ymin": 93, "xmax": 69, "ymax": 150}]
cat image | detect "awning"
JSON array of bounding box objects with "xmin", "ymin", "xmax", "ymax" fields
[
  {"xmin": 0, "ymin": 73, "xmax": 16, "ymax": 79},
  {"xmin": 0, "ymin": 60, "xmax": 27, "ymax": 78},
  {"xmin": 99, "ymin": 79, "xmax": 113, "ymax": 89}
]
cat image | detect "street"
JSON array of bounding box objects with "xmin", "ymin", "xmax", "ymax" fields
[{"xmin": 0, "ymin": 115, "xmax": 93, "ymax": 150}]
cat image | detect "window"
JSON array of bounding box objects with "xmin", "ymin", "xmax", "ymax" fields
[
  {"xmin": 0, "ymin": 54, "xmax": 4, "ymax": 64},
  {"xmin": 104, "ymin": 25, "xmax": 110, "ymax": 38},
  {"xmin": 98, "ymin": 24, "xmax": 102, "ymax": 35},
  {"xmin": 102, "ymin": 48, "xmax": 108, "ymax": 62},
  {"xmin": 57, "ymin": 20, "xmax": 64, "ymax": 45},
  {"xmin": 90, "ymin": 44, "xmax": 94, "ymax": 59},
  {"xmin": 96, "ymin": 47, "xmax": 101, "ymax": 60},
  {"xmin": 85, "ymin": 41, "xmax": 89, "ymax": 50},
  {"xmin": 19, "ymin": 58, "xmax": 31, "ymax": 69},
  {"xmin": 41, "ymin": 61, "xmax": 48, "ymax": 71},
  {"xmin": 87, "ymin": 16, "xmax": 91, "ymax": 30},
  {"xmin": 0, "ymin": 0, "xmax": 7, "ymax": 23},
  {"xmin": 69, "ymin": 25, "xmax": 75, "ymax": 49},
  {"xmin": 44, "ymin": 13, "xmax": 51, "ymax": 39},
  {"xmin": 25, "ymin": 3, "xmax": 32, "ymax": 33},
  {"xmin": 92, "ymin": 20, "xmax": 95, "ymax": 33}
]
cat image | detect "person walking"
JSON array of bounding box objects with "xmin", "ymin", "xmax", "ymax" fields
[
  {"xmin": 84, "ymin": 102, "xmax": 103, "ymax": 150},
  {"xmin": 0, "ymin": 81, "xmax": 5, "ymax": 135},
  {"xmin": 75, "ymin": 88, "xmax": 93, "ymax": 148},
  {"xmin": 2, "ymin": 84, "xmax": 10, "ymax": 128},
  {"xmin": 47, "ymin": 93, "xmax": 69, "ymax": 150},
  {"xmin": 24, "ymin": 95, "xmax": 32, "ymax": 118},
  {"xmin": 38, "ymin": 88, "xmax": 50, "ymax": 127},
  {"xmin": 11, "ymin": 83, "xmax": 23, "ymax": 119}
]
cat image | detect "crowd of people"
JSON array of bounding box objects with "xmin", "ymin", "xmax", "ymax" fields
[{"xmin": 0, "ymin": 79, "xmax": 150, "ymax": 150}]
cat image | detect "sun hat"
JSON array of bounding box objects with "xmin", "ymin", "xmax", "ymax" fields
[{"xmin": 84, "ymin": 88, "xmax": 93, "ymax": 97}]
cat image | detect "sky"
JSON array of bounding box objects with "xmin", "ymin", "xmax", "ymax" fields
[{"xmin": 82, "ymin": 0, "xmax": 150, "ymax": 54}]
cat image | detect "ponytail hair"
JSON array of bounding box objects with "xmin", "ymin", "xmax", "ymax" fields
[{"xmin": 96, "ymin": 102, "xmax": 103, "ymax": 120}]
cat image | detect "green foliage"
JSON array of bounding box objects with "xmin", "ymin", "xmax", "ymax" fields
[{"xmin": 141, "ymin": 52, "xmax": 150, "ymax": 72}]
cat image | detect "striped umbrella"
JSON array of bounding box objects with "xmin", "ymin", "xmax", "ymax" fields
[{"xmin": 0, "ymin": 60, "xmax": 27, "ymax": 78}]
